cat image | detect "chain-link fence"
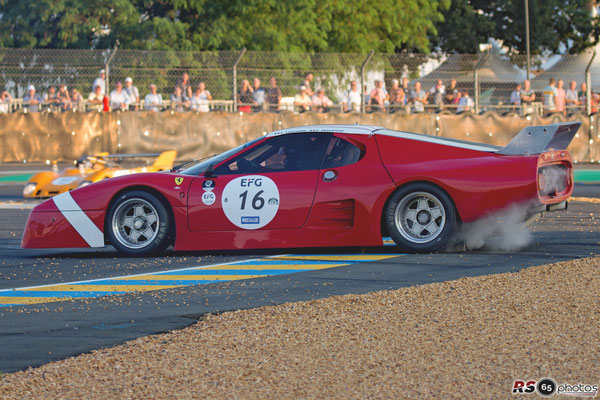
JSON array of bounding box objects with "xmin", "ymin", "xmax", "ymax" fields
[{"xmin": 1, "ymin": 48, "xmax": 599, "ymax": 115}]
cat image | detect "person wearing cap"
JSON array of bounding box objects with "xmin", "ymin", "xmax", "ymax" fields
[
  {"xmin": 342, "ymin": 80, "xmax": 361, "ymax": 112},
  {"xmin": 294, "ymin": 85, "xmax": 312, "ymax": 112},
  {"xmin": 144, "ymin": 84, "xmax": 163, "ymax": 112},
  {"xmin": 92, "ymin": 69, "xmax": 106, "ymax": 96},
  {"xmin": 87, "ymin": 85, "xmax": 105, "ymax": 112},
  {"xmin": 124, "ymin": 77, "xmax": 140, "ymax": 110},
  {"xmin": 23, "ymin": 85, "xmax": 43, "ymax": 112}
]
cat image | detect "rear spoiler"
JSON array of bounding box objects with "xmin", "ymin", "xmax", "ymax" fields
[{"xmin": 497, "ymin": 122, "xmax": 581, "ymax": 155}]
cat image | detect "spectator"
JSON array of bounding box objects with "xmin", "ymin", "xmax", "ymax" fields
[
  {"xmin": 87, "ymin": 85, "xmax": 104, "ymax": 112},
  {"xmin": 144, "ymin": 84, "xmax": 163, "ymax": 112},
  {"xmin": 23, "ymin": 85, "xmax": 43, "ymax": 112},
  {"xmin": 542, "ymin": 78, "xmax": 558, "ymax": 114},
  {"xmin": 444, "ymin": 79, "xmax": 459, "ymax": 106},
  {"xmin": 457, "ymin": 90, "xmax": 473, "ymax": 113},
  {"xmin": 311, "ymin": 88, "xmax": 333, "ymax": 113},
  {"xmin": 343, "ymin": 80, "xmax": 362, "ymax": 112},
  {"xmin": 302, "ymin": 73, "xmax": 314, "ymax": 96},
  {"xmin": 252, "ymin": 78, "xmax": 265, "ymax": 111},
  {"xmin": 294, "ymin": 85, "xmax": 312, "ymax": 112},
  {"xmin": 190, "ymin": 82, "xmax": 212, "ymax": 112},
  {"xmin": 45, "ymin": 86, "xmax": 60, "ymax": 109},
  {"xmin": 409, "ymin": 81, "xmax": 427, "ymax": 113},
  {"xmin": 92, "ymin": 69, "xmax": 106, "ymax": 96},
  {"xmin": 578, "ymin": 82, "xmax": 588, "ymax": 106},
  {"xmin": 579, "ymin": 82, "xmax": 599, "ymax": 114},
  {"xmin": 110, "ymin": 81, "xmax": 130, "ymax": 111},
  {"xmin": 238, "ymin": 79, "xmax": 253, "ymax": 113},
  {"xmin": 70, "ymin": 88, "xmax": 83, "ymax": 111},
  {"xmin": 266, "ymin": 77, "xmax": 282, "ymax": 112},
  {"xmin": 520, "ymin": 80, "xmax": 535, "ymax": 114},
  {"xmin": 429, "ymin": 79, "xmax": 445, "ymax": 109},
  {"xmin": 369, "ymin": 80, "xmax": 389, "ymax": 112},
  {"xmin": 401, "ymin": 77, "xmax": 410, "ymax": 104},
  {"xmin": 170, "ymin": 85, "xmax": 190, "ymax": 112},
  {"xmin": 0, "ymin": 90, "xmax": 13, "ymax": 113},
  {"xmin": 124, "ymin": 77, "xmax": 140, "ymax": 110},
  {"xmin": 175, "ymin": 72, "xmax": 193, "ymax": 99},
  {"xmin": 388, "ymin": 79, "xmax": 405, "ymax": 112},
  {"xmin": 555, "ymin": 79, "xmax": 566, "ymax": 114},
  {"xmin": 56, "ymin": 84, "xmax": 72, "ymax": 111},
  {"xmin": 565, "ymin": 80, "xmax": 580, "ymax": 111},
  {"xmin": 510, "ymin": 83, "xmax": 522, "ymax": 108}
]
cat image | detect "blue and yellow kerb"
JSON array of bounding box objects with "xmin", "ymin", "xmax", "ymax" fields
[{"xmin": 0, "ymin": 253, "xmax": 400, "ymax": 307}]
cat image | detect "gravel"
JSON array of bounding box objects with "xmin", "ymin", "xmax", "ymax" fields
[{"xmin": 1, "ymin": 256, "xmax": 598, "ymax": 399}]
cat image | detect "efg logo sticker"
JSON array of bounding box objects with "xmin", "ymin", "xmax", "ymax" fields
[{"xmin": 174, "ymin": 177, "xmax": 184, "ymax": 185}]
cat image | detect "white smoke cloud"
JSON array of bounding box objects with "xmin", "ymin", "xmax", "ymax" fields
[{"xmin": 449, "ymin": 202, "xmax": 534, "ymax": 252}]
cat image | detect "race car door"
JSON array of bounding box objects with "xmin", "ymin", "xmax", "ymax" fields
[
  {"xmin": 187, "ymin": 132, "xmax": 331, "ymax": 231},
  {"xmin": 306, "ymin": 133, "xmax": 394, "ymax": 237}
]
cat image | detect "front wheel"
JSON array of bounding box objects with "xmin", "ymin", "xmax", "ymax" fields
[
  {"xmin": 106, "ymin": 190, "xmax": 172, "ymax": 256},
  {"xmin": 385, "ymin": 183, "xmax": 456, "ymax": 252}
]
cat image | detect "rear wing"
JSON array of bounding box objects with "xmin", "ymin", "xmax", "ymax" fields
[{"xmin": 497, "ymin": 122, "xmax": 581, "ymax": 155}]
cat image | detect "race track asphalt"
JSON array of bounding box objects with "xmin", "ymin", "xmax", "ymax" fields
[{"xmin": 0, "ymin": 183, "xmax": 598, "ymax": 373}]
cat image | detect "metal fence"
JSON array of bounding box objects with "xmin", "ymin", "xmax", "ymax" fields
[{"xmin": 1, "ymin": 48, "xmax": 599, "ymax": 115}]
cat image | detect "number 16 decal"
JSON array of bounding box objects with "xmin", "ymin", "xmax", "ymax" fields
[{"xmin": 222, "ymin": 175, "xmax": 280, "ymax": 229}]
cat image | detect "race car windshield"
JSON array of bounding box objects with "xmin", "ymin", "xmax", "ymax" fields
[{"xmin": 179, "ymin": 137, "xmax": 264, "ymax": 176}]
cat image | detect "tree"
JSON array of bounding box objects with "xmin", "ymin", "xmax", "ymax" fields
[
  {"xmin": 0, "ymin": 0, "xmax": 449, "ymax": 53},
  {"xmin": 432, "ymin": 0, "xmax": 600, "ymax": 55}
]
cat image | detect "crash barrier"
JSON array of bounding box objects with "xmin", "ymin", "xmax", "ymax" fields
[{"xmin": 0, "ymin": 111, "xmax": 598, "ymax": 162}]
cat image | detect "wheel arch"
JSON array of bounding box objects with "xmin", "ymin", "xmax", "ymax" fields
[
  {"xmin": 104, "ymin": 185, "xmax": 176, "ymax": 245},
  {"xmin": 380, "ymin": 180, "xmax": 462, "ymax": 238}
]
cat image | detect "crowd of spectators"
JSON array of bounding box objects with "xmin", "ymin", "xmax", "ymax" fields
[{"xmin": 0, "ymin": 69, "xmax": 595, "ymax": 115}]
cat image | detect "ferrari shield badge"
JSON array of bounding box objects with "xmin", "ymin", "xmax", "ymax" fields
[{"xmin": 175, "ymin": 177, "xmax": 184, "ymax": 185}]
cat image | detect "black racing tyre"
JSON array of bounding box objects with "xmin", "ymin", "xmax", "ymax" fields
[
  {"xmin": 385, "ymin": 183, "xmax": 456, "ymax": 253},
  {"xmin": 106, "ymin": 190, "xmax": 172, "ymax": 256}
]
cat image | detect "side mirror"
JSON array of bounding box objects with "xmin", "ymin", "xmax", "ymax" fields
[{"xmin": 204, "ymin": 163, "xmax": 215, "ymax": 178}]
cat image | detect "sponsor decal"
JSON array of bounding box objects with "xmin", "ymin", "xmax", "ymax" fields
[
  {"xmin": 202, "ymin": 180, "xmax": 215, "ymax": 191},
  {"xmin": 221, "ymin": 175, "xmax": 280, "ymax": 230},
  {"xmin": 175, "ymin": 177, "xmax": 184, "ymax": 185},
  {"xmin": 51, "ymin": 177, "xmax": 78, "ymax": 186},
  {"xmin": 202, "ymin": 191, "xmax": 216, "ymax": 206}
]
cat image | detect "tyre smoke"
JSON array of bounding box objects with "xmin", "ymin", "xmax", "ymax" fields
[{"xmin": 450, "ymin": 203, "xmax": 533, "ymax": 252}]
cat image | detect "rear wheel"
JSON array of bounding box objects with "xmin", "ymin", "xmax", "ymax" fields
[
  {"xmin": 107, "ymin": 190, "xmax": 171, "ymax": 256},
  {"xmin": 385, "ymin": 183, "xmax": 456, "ymax": 252}
]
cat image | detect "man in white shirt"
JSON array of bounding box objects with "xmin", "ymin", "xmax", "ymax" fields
[
  {"xmin": 109, "ymin": 81, "xmax": 130, "ymax": 111},
  {"xmin": 343, "ymin": 80, "xmax": 361, "ymax": 112},
  {"xmin": 565, "ymin": 80, "xmax": 580, "ymax": 110},
  {"xmin": 92, "ymin": 69, "xmax": 106, "ymax": 96},
  {"xmin": 124, "ymin": 77, "xmax": 140, "ymax": 110},
  {"xmin": 144, "ymin": 84, "xmax": 163, "ymax": 112}
]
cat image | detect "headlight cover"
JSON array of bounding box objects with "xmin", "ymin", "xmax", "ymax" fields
[
  {"xmin": 78, "ymin": 181, "xmax": 93, "ymax": 188},
  {"xmin": 23, "ymin": 182, "xmax": 37, "ymax": 196}
]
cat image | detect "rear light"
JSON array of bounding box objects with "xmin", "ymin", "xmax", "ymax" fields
[{"xmin": 537, "ymin": 151, "xmax": 573, "ymax": 204}]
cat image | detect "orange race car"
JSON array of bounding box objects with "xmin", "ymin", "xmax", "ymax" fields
[{"xmin": 23, "ymin": 151, "xmax": 177, "ymax": 198}]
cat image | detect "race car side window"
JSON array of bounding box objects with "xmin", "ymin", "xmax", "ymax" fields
[
  {"xmin": 214, "ymin": 133, "xmax": 330, "ymax": 174},
  {"xmin": 321, "ymin": 137, "xmax": 365, "ymax": 169}
]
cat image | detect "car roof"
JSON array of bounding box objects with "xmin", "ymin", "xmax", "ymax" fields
[{"xmin": 267, "ymin": 124, "xmax": 500, "ymax": 153}]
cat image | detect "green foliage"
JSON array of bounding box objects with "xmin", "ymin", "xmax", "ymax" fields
[
  {"xmin": 433, "ymin": 0, "xmax": 600, "ymax": 55},
  {"xmin": 0, "ymin": 0, "xmax": 448, "ymax": 53}
]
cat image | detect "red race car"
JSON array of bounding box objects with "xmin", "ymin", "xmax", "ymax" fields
[{"xmin": 22, "ymin": 123, "xmax": 578, "ymax": 255}]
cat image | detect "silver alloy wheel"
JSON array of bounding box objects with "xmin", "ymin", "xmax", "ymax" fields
[
  {"xmin": 111, "ymin": 198, "xmax": 160, "ymax": 249},
  {"xmin": 394, "ymin": 191, "xmax": 446, "ymax": 244}
]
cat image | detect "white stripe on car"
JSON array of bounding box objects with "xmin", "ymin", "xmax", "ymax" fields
[{"xmin": 53, "ymin": 192, "xmax": 104, "ymax": 247}]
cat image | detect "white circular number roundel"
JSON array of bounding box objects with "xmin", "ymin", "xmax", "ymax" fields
[{"xmin": 221, "ymin": 175, "xmax": 280, "ymax": 230}]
